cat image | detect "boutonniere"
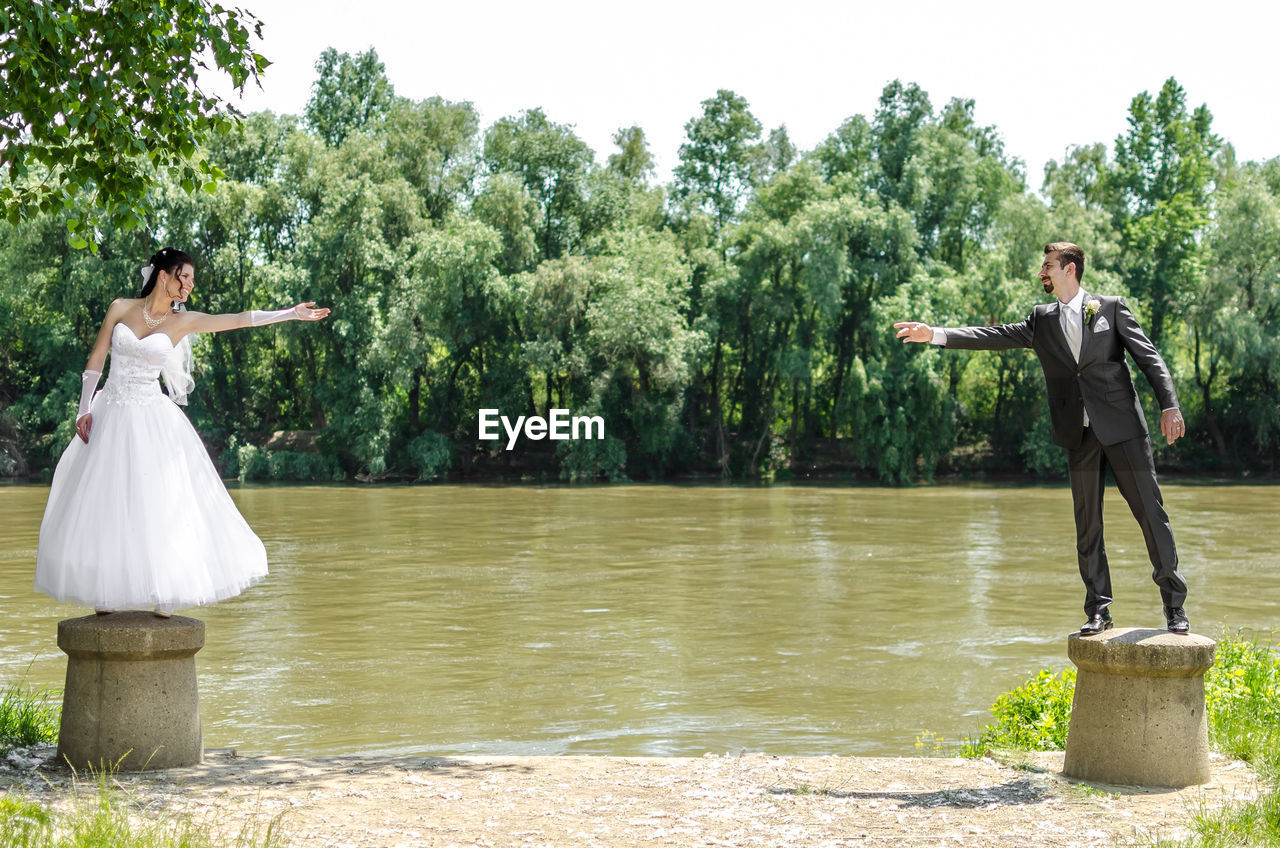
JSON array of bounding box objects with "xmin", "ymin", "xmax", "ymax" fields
[{"xmin": 1084, "ymin": 298, "xmax": 1101, "ymax": 323}]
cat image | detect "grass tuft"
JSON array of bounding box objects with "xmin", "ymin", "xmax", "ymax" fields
[{"xmin": 0, "ymin": 682, "xmax": 61, "ymax": 753}]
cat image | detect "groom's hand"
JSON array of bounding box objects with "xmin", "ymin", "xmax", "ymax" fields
[
  {"xmin": 894, "ymin": 322, "xmax": 933, "ymax": 343},
  {"xmin": 1160, "ymin": 408, "xmax": 1186, "ymax": 445}
]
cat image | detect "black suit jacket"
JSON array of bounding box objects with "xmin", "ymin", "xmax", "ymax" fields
[{"xmin": 942, "ymin": 296, "xmax": 1179, "ymax": 449}]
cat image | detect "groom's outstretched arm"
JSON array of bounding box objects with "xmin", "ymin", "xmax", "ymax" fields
[
  {"xmin": 894, "ymin": 315, "xmax": 1034, "ymax": 350},
  {"xmin": 893, "ymin": 321, "xmax": 936, "ymax": 343}
]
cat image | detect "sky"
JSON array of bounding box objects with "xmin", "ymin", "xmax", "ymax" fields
[{"xmin": 208, "ymin": 0, "xmax": 1280, "ymax": 191}]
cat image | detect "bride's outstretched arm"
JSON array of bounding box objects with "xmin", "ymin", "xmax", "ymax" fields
[{"xmin": 179, "ymin": 302, "xmax": 331, "ymax": 335}]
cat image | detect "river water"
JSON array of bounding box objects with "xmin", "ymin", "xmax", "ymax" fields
[{"xmin": 2, "ymin": 482, "xmax": 1275, "ymax": 757}]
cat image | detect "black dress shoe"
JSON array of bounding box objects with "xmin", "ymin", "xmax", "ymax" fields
[
  {"xmin": 1080, "ymin": 610, "xmax": 1113, "ymax": 635},
  {"xmin": 1165, "ymin": 606, "xmax": 1190, "ymax": 634}
]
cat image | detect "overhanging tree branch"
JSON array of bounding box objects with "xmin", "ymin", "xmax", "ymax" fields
[{"xmin": 0, "ymin": 0, "xmax": 269, "ymax": 247}]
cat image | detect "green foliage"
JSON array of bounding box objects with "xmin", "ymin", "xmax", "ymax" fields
[
  {"xmin": 0, "ymin": 0, "xmax": 268, "ymax": 238},
  {"xmin": 228, "ymin": 441, "xmax": 341, "ymax": 483},
  {"xmin": 407, "ymin": 431, "xmax": 453, "ymax": 480},
  {"xmin": 1160, "ymin": 793, "xmax": 1280, "ymax": 848},
  {"xmin": 959, "ymin": 668, "xmax": 1077, "ymax": 756},
  {"xmin": 385, "ymin": 96, "xmax": 480, "ymax": 222},
  {"xmin": 1204, "ymin": 631, "xmax": 1280, "ymax": 769},
  {"xmin": 1190, "ymin": 164, "xmax": 1280, "ymax": 469},
  {"xmin": 557, "ymin": 434, "xmax": 628, "ymax": 482},
  {"xmin": 0, "ymin": 683, "xmax": 60, "ymax": 752}
]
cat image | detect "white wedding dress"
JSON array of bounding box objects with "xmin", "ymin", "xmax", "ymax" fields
[{"xmin": 35, "ymin": 323, "xmax": 268, "ymax": 609}]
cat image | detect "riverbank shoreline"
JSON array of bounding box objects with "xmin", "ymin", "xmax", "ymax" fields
[
  {"xmin": 1, "ymin": 746, "xmax": 1263, "ymax": 847},
  {"xmin": 5, "ymin": 468, "xmax": 1275, "ymax": 487}
]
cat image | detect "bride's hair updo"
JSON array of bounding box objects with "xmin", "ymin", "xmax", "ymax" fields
[{"xmin": 139, "ymin": 247, "xmax": 195, "ymax": 297}]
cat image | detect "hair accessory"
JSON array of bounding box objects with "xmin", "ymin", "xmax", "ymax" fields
[{"xmin": 140, "ymin": 264, "xmax": 154, "ymax": 287}]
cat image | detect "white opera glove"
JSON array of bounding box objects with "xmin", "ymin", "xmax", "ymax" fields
[
  {"xmin": 77, "ymin": 369, "xmax": 102, "ymax": 422},
  {"xmin": 250, "ymin": 306, "xmax": 301, "ymax": 327}
]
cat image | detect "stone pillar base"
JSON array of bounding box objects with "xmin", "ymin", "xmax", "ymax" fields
[
  {"xmin": 1064, "ymin": 626, "xmax": 1215, "ymax": 787},
  {"xmin": 56, "ymin": 612, "xmax": 205, "ymax": 771}
]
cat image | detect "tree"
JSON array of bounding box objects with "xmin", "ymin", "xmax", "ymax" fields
[
  {"xmin": 607, "ymin": 125, "xmax": 655, "ymax": 183},
  {"xmin": 483, "ymin": 108, "xmax": 593, "ymax": 261},
  {"xmin": 867, "ymin": 88, "xmax": 1023, "ymax": 272},
  {"xmin": 1191, "ymin": 165, "xmax": 1280, "ymax": 466},
  {"xmin": 581, "ymin": 229, "xmax": 706, "ymax": 477},
  {"xmin": 916, "ymin": 98, "xmax": 1024, "ymax": 271},
  {"xmin": 813, "ymin": 114, "xmax": 875, "ymax": 191},
  {"xmin": 585, "ymin": 129, "xmax": 665, "ymax": 239},
  {"xmin": 387, "ymin": 214, "xmax": 510, "ymax": 441},
  {"xmin": 304, "ymin": 48, "xmax": 394, "ymax": 148},
  {"xmin": 720, "ymin": 160, "xmax": 831, "ymax": 468},
  {"xmin": 0, "ymin": 0, "xmax": 268, "ymax": 242},
  {"xmin": 514, "ymin": 255, "xmax": 593, "ymax": 413},
  {"xmin": 1111, "ymin": 77, "xmax": 1219, "ymax": 343},
  {"xmin": 673, "ymin": 89, "xmax": 762, "ymax": 246},
  {"xmin": 871, "ymin": 80, "xmax": 932, "ymax": 209},
  {"xmin": 763, "ymin": 125, "xmax": 797, "ymax": 177},
  {"xmin": 1042, "ymin": 143, "xmax": 1111, "ymax": 211},
  {"xmin": 384, "ymin": 96, "xmax": 480, "ymax": 222}
]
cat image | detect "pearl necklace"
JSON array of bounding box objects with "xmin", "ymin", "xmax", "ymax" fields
[{"xmin": 142, "ymin": 303, "xmax": 170, "ymax": 329}]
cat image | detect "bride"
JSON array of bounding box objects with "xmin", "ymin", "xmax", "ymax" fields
[{"xmin": 35, "ymin": 247, "xmax": 330, "ymax": 617}]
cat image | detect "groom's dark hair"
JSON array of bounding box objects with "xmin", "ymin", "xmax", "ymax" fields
[{"xmin": 1045, "ymin": 242, "xmax": 1085, "ymax": 283}]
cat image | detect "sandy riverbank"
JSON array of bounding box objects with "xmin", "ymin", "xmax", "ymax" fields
[{"xmin": 1, "ymin": 746, "xmax": 1264, "ymax": 847}]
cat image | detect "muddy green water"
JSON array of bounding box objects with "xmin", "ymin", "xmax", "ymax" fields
[{"xmin": 2, "ymin": 482, "xmax": 1276, "ymax": 757}]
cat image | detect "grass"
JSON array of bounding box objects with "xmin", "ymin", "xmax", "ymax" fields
[
  {"xmin": 956, "ymin": 629, "xmax": 1280, "ymax": 848},
  {"xmin": 1149, "ymin": 630, "xmax": 1280, "ymax": 848},
  {"xmin": 0, "ymin": 769, "xmax": 287, "ymax": 848},
  {"xmin": 3, "ymin": 683, "xmax": 285, "ymax": 848},
  {"xmin": 0, "ymin": 682, "xmax": 60, "ymax": 753}
]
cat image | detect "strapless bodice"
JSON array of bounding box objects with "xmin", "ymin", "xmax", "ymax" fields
[{"xmin": 97, "ymin": 323, "xmax": 177, "ymax": 406}]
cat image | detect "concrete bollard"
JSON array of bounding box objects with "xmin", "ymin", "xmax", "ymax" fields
[
  {"xmin": 1064, "ymin": 626, "xmax": 1216, "ymax": 787},
  {"xmin": 56, "ymin": 612, "xmax": 205, "ymax": 771}
]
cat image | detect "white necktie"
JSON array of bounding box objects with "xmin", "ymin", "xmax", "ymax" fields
[{"xmin": 1062, "ymin": 303, "xmax": 1082, "ymax": 362}]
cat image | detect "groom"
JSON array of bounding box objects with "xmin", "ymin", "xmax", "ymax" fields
[{"xmin": 894, "ymin": 242, "xmax": 1190, "ymax": 635}]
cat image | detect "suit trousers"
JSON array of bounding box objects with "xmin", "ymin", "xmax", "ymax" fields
[{"xmin": 1067, "ymin": 426, "xmax": 1188, "ymax": 617}]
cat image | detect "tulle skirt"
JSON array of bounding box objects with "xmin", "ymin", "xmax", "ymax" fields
[{"xmin": 35, "ymin": 389, "xmax": 268, "ymax": 610}]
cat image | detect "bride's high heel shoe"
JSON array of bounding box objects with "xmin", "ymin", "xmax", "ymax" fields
[{"xmin": 153, "ymin": 605, "xmax": 174, "ymax": 618}]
